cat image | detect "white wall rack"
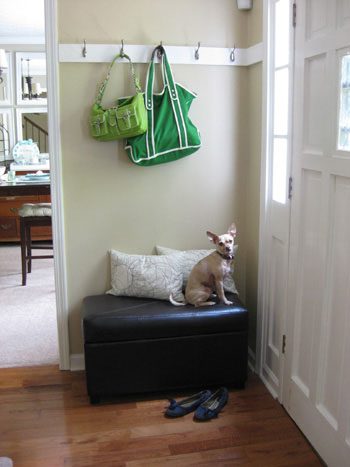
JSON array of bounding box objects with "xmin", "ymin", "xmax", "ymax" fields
[{"xmin": 58, "ymin": 42, "xmax": 263, "ymax": 67}]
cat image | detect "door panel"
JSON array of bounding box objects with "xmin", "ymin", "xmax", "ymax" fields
[
  {"xmin": 266, "ymin": 236, "xmax": 284, "ymax": 374},
  {"xmin": 291, "ymin": 169, "xmax": 323, "ymax": 398},
  {"xmin": 336, "ymin": 0, "xmax": 350, "ymax": 28},
  {"xmin": 317, "ymin": 175, "xmax": 350, "ymax": 428},
  {"xmin": 305, "ymin": 0, "xmax": 330, "ymax": 40},
  {"xmin": 304, "ymin": 54, "xmax": 328, "ymax": 152}
]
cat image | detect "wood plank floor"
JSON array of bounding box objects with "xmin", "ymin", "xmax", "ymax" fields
[{"xmin": 0, "ymin": 366, "xmax": 323, "ymax": 466}]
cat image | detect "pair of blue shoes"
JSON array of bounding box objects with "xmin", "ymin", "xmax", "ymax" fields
[{"xmin": 165, "ymin": 387, "xmax": 228, "ymax": 421}]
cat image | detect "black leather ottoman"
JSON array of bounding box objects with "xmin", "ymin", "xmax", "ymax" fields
[{"xmin": 82, "ymin": 293, "xmax": 248, "ymax": 403}]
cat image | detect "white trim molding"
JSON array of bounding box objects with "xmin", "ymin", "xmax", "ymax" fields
[
  {"xmin": 256, "ymin": 0, "xmax": 269, "ymax": 386},
  {"xmin": 248, "ymin": 346, "xmax": 257, "ymax": 373},
  {"xmin": 45, "ymin": 0, "xmax": 70, "ymax": 370},
  {"xmin": 58, "ymin": 42, "xmax": 263, "ymax": 67}
]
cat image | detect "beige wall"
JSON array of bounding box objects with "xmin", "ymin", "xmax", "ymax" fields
[
  {"xmin": 57, "ymin": 0, "xmax": 263, "ymax": 355},
  {"xmin": 247, "ymin": 0, "xmax": 264, "ymax": 48},
  {"xmin": 58, "ymin": 0, "xmax": 248, "ymax": 48}
]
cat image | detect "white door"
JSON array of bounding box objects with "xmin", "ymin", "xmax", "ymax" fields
[
  {"xmin": 283, "ymin": 1, "xmax": 350, "ymax": 465},
  {"xmin": 258, "ymin": 0, "xmax": 294, "ymax": 401}
]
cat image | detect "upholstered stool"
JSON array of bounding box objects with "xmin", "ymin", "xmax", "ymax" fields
[
  {"xmin": 19, "ymin": 203, "xmax": 53, "ymax": 286},
  {"xmin": 82, "ymin": 293, "xmax": 248, "ymax": 404}
]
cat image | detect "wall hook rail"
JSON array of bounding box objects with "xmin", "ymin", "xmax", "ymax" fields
[
  {"xmin": 82, "ymin": 39, "xmax": 87, "ymax": 58},
  {"xmin": 195, "ymin": 42, "xmax": 201, "ymax": 60},
  {"xmin": 59, "ymin": 42, "xmax": 263, "ymax": 67},
  {"xmin": 230, "ymin": 44, "xmax": 236, "ymax": 62}
]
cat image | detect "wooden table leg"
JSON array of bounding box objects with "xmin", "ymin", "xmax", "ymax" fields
[
  {"xmin": 20, "ymin": 218, "xmax": 27, "ymax": 286},
  {"xmin": 26, "ymin": 224, "xmax": 32, "ymax": 273}
]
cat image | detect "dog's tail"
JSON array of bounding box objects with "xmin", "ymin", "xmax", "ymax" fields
[{"xmin": 169, "ymin": 293, "xmax": 187, "ymax": 306}]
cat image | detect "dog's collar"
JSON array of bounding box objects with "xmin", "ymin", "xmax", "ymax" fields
[{"xmin": 216, "ymin": 251, "xmax": 234, "ymax": 261}]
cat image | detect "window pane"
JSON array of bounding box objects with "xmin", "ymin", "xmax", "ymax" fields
[
  {"xmin": 272, "ymin": 137, "xmax": 288, "ymax": 204},
  {"xmin": 0, "ymin": 113, "xmax": 11, "ymax": 161},
  {"xmin": 274, "ymin": 67, "xmax": 289, "ymax": 136},
  {"xmin": 338, "ymin": 55, "xmax": 350, "ymax": 151},
  {"xmin": 275, "ymin": 0, "xmax": 290, "ymax": 68},
  {"xmin": 0, "ymin": 71, "xmax": 9, "ymax": 102}
]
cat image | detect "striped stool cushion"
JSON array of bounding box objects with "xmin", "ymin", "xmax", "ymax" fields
[{"xmin": 19, "ymin": 203, "xmax": 52, "ymax": 217}]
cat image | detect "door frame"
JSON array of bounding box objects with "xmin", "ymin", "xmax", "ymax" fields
[
  {"xmin": 44, "ymin": 0, "xmax": 70, "ymax": 369},
  {"xmin": 256, "ymin": 0, "xmax": 272, "ymax": 389}
]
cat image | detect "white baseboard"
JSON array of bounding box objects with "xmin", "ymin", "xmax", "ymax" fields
[
  {"xmin": 260, "ymin": 372, "xmax": 278, "ymax": 399},
  {"xmin": 70, "ymin": 353, "xmax": 85, "ymax": 371},
  {"xmin": 248, "ymin": 346, "xmax": 257, "ymax": 373}
]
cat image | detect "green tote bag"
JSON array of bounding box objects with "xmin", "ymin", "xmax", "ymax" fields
[{"xmin": 125, "ymin": 46, "xmax": 201, "ymax": 166}]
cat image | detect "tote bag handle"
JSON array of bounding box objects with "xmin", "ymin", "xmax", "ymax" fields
[
  {"xmin": 145, "ymin": 46, "xmax": 188, "ymax": 157},
  {"xmin": 145, "ymin": 46, "xmax": 179, "ymax": 111},
  {"xmin": 95, "ymin": 53, "xmax": 142, "ymax": 106}
]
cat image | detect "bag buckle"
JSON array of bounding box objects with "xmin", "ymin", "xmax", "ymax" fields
[{"xmin": 93, "ymin": 120, "xmax": 103, "ymax": 135}]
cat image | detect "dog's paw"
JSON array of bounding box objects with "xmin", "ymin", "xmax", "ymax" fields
[{"xmin": 224, "ymin": 300, "xmax": 233, "ymax": 305}]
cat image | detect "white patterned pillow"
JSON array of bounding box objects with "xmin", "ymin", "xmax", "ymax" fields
[
  {"xmin": 107, "ymin": 249, "xmax": 184, "ymax": 301},
  {"xmin": 155, "ymin": 245, "xmax": 239, "ymax": 294}
]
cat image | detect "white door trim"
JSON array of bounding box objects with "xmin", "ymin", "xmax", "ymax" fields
[
  {"xmin": 256, "ymin": 0, "xmax": 270, "ymax": 381},
  {"xmin": 44, "ymin": 0, "xmax": 70, "ymax": 370}
]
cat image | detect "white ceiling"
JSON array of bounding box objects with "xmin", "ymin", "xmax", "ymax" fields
[{"xmin": 0, "ymin": 0, "xmax": 45, "ymax": 44}]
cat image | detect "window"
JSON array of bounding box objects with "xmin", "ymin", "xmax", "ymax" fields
[
  {"xmin": 0, "ymin": 51, "xmax": 47, "ymax": 164},
  {"xmin": 270, "ymin": 0, "xmax": 291, "ymax": 204},
  {"xmin": 338, "ymin": 54, "xmax": 350, "ymax": 152}
]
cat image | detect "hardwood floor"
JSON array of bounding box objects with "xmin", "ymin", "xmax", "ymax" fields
[{"xmin": 0, "ymin": 366, "xmax": 323, "ymax": 466}]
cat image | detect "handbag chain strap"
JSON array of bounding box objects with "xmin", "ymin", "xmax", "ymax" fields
[{"xmin": 96, "ymin": 53, "xmax": 142, "ymax": 106}]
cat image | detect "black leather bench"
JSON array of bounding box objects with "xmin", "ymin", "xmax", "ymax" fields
[{"xmin": 82, "ymin": 293, "xmax": 248, "ymax": 403}]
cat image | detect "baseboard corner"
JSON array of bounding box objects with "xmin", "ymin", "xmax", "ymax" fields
[{"xmin": 70, "ymin": 353, "xmax": 85, "ymax": 371}]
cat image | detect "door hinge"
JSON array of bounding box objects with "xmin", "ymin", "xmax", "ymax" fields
[
  {"xmin": 288, "ymin": 176, "xmax": 293, "ymax": 200},
  {"xmin": 282, "ymin": 334, "xmax": 286, "ymax": 354},
  {"xmin": 293, "ymin": 3, "xmax": 297, "ymax": 27}
]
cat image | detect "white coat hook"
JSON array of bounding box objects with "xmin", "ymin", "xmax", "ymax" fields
[
  {"xmin": 195, "ymin": 42, "xmax": 201, "ymax": 60},
  {"xmin": 230, "ymin": 44, "xmax": 236, "ymax": 62},
  {"xmin": 121, "ymin": 39, "xmax": 125, "ymax": 57},
  {"xmin": 82, "ymin": 39, "xmax": 87, "ymax": 58}
]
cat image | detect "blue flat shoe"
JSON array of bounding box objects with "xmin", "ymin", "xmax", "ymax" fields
[
  {"xmin": 193, "ymin": 387, "xmax": 229, "ymax": 421},
  {"xmin": 165, "ymin": 390, "xmax": 211, "ymax": 417}
]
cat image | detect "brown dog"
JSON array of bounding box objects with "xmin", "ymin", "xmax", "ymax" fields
[{"xmin": 170, "ymin": 223, "xmax": 237, "ymax": 307}]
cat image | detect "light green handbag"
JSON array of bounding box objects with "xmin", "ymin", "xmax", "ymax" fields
[
  {"xmin": 125, "ymin": 46, "xmax": 201, "ymax": 166},
  {"xmin": 90, "ymin": 53, "xmax": 147, "ymax": 141}
]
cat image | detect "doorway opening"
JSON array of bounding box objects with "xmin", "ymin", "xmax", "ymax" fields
[{"xmin": 0, "ymin": 0, "xmax": 59, "ymax": 368}]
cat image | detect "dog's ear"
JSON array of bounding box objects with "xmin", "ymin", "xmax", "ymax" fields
[
  {"xmin": 207, "ymin": 231, "xmax": 218, "ymax": 244},
  {"xmin": 228, "ymin": 223, "xmax": 236, "ymax": 238}
]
